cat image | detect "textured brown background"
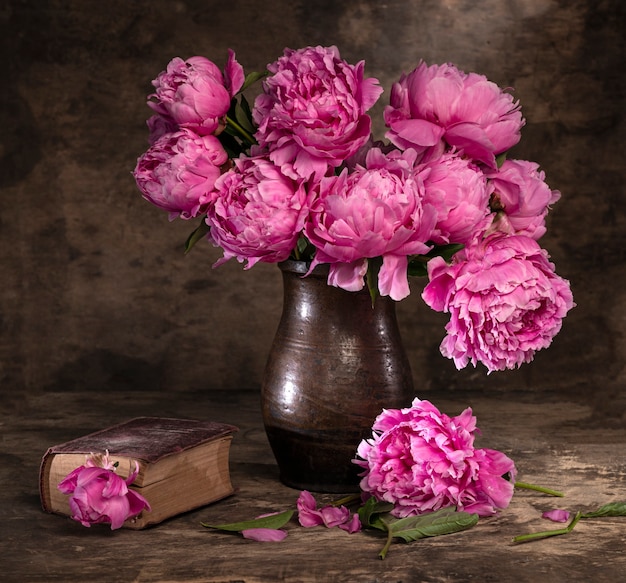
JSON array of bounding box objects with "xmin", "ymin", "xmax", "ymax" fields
[{"xmin": 1, "ymin": 0, "xmax": 624, "ymax": 416}]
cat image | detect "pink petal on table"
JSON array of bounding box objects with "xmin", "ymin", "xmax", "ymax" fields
[
  {"xmin": 541, "ymin": 509, "xmax": 570, "ymax": 523},
  {"xmin": 241, "ymin": 528, "xmax": 288, "ymax": 542}
]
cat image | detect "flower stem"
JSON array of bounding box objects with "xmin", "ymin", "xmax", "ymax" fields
[
  {"xmin": 225, "ymin": 115, "xmax": 256, "ymax": 146},
  {"xmin": 330, "ymin": 493, "xmax": 361, "ymax": 507},
  {"xmin": 379, "ymin": 527, "xmax": 394, "ymax": 560},
  {"xmin": 512, "ymin": 511, "xmax": 582, "ymax": 544},
  {"xmin": 514, "ymin": 481, "xmax": 564, "ymax": 497}
]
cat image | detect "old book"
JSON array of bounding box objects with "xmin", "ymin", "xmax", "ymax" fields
[{"xmin": 40, "ymin": 416, "xmax": 238, "ymax": 529}]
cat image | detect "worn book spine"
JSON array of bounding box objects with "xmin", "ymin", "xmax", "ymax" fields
[{"xmin": 40, "ymin": 417, "xmax": 238, "ymax": 529}]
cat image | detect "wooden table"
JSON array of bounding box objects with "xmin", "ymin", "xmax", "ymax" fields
[{"xmin": 2, "ymin": 386, "xmax": 625, "ymax": 582}]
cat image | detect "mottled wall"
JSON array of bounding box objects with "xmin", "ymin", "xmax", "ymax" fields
[{"xmin": 1, "ymin": 1, "xmax": 624, "ymax": 414}]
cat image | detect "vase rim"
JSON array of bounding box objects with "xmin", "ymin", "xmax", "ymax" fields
[{"xmin": 278, "ymin": 259, "xmax": 329, "ymax": 276}]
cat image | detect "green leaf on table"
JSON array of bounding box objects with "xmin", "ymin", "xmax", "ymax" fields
[
  {"xmin": 382, "ymin": 506, "xmax": 479, "ymax": 542},
  {"xmin": 582, "ymin": 502, "xmax": 626, "ymax": 518},
  {"xmin": 376, "ymin": 506, "xmax": 478, "ymax": 559},
  {"xmin": 357, "ymin": 497, "xmax": 394, "ymax": 531},
  {"xmin": 201, "ymin": 509, "xmax": 294, "ymax": 532}
]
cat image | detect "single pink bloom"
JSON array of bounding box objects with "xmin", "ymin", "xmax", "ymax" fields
[
  {"xmin": 58, "ymin": 452, "xmax": 151, "ymax": 530},
  {"xmin": 419, "ymin": 152, "xmax": 493, "ymax": 245},
  {"xmin": 241, "ymin": 528, "xmax": 288, "ymax": 542},
  {"xmin": 253, "ymin": 45, "xmax": 383, "ymax": 180},
  {"xmin": 354, "ymin": 398, "xmax": 516, "ymax": 518},
  {"xmin": 206, "ymin": 155, "xmax": 310, "ymax": 268},
  {"xmin": 422, "ymin": 234, "xmax": 575, "ymax": 372},
  {"xmin": 133, "ymin": 128, "xmax": 229, "ymax": 220},
  {"xmin": 542, "ymin": 509, "xmax": 571, "ymax": 523},
  {"xmin": 305, "ymin": 147, "xmax": 437, "ymax": 300},
  {"xmin": 148, "ymin": 53, "xmax": 244, "ymax": 136},
  {"xmin": 384, "ymin": 61, "xmax": 524, "ymax": 168},
  {"xmin": 486, "ymin": 159, "xmax": 561, "ymax": 240}
]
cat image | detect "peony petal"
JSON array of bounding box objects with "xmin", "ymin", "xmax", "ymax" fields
[
  {"xmin": 542, "ymin": 509, "xmax": 571, "ymax": 523},
  {"xmin": 241, "ymin": 528, "xmax": 288, "ymax": 542}
]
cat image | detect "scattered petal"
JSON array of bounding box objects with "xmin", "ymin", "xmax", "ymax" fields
[
  {"xmin": 241, "ymin": 528, "xmax": 288, "ymax": 542},
  {"xmin": 542, "ymin": 509, "xmax": 571, "ymax": 523}
]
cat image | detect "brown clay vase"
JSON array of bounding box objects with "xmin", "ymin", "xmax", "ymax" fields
[{"xmin": 261, "ymin": 260, "xmax": 415, "ymax": 492}]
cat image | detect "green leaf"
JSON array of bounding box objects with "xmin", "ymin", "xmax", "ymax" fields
[
  {"xmin": 582, "ymin": 502, "xmax": 626, "ymax": 518},
  {"xmin": 240, "ymin": 70, "xmax": 268, "ymax": 93},
  {"xmin": 201, "ymin": 509, "xmax": 294, "ymax": 532},
  {"xmin": 357, "ymin": 497, "xmax": 394, "ymax": 531},
  {"xmin": 366, "ymin": 257, "xmax": 383, "ymax": 306},
  {"xmin": 235, "ymin": 96, "xmax": 255, "ymax": 134},
  {"xmin": 383, "ymin": 507, "xmax": 479, "ymax": 543},
  {"xmin": 376, "ymin": 507, "xmax": 478, "ymax": 559},
  {"xmin": 184, "ymin": 219, "xmax": 210, "ymax": 254},
  {"xmin": 495, "ymin": 151, "xmax": 508, "ymax": 168}
]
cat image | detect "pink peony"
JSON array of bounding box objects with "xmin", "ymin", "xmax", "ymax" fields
[
  {"xmin": 133, "ymin": 128, "xmax": 229, "ymax": 220},
  {"xmin": 422, "ymin": 234, "xmax": 575, "ymax": 372},
  {"xmin": 486, "ymin": 159, "xmax": 561, "ymax": 240},
  {"xmin": 304, "ymin": 148, "xmax": 437, "ymax": 300},
  {"xmin": 58, "ymin": 452, "xmax": 151, "ymax": 530},
  {"xmin": 384, "ymin": 61, "xmax": 524, "ymax": 168},
  {"xmin": 420, "ymin": 152, "xmax": 493, "ymax": 245},
  {"xmin": 297, "ymin": 490, "xmax": 361, "ymax": 532},
  {"xmin": 252, "ymin": 45, "xmax": 383, "ymax": 180},
  {"xmin": 206, "ymin": 155, "xmax": 310, "ymax": 268},
  {"xmin": 148, "ymin": 51, "xmax": 244, "ymax": 136},
  {"xmin": 354, "ymin": 398, "xmax": 516, "ymax": 517}
]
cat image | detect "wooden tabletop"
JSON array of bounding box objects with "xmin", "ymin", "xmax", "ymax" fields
[{"xmin": 2, "ymin": 386, "xmax": 625, "ymax": 582}]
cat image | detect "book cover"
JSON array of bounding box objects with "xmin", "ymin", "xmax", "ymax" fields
[{"xmin": 40, "ymin": 417, "xmax": 238, "ymax": 529}]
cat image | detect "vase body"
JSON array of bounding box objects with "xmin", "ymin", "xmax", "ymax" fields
[{"xmin": 261, "ymin": 260, "xmax": 415, "ymax": 492}]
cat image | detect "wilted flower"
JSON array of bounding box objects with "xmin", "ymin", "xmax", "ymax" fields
[
  {"xmin": 297, "ymin": 490, "xmax": 361, "ymax": 533},
  {"xmin": 253, "ymin": 45, "xmax": 383, "ymax": 180},
  {"xmin": 486, "ymin": 159, "xmax": 561, "ymax": 240},
  {"xmin": 148, "ymin": 51, "xmax": 244, "ymax": 137},
  {"xmin": 384, "ymin": 61, "xmax": 524, "ymax": 168},
  {"xmin": 206, "ymin": 155, "xmax": 310, "ymax": 268},
  {"xmin": 422, "ymin": 234, "xmax": 575, "ymax": 372},
  {"xmin": 354, "ymin": 398, "xmax": 516, "ymax": 518},
  {"xmin": 133, "ymin": 129, "xmax": 229, "ymax": 220},
  {"xmin": 58, "ymin": 451, "xmax": 151, "ymax": 530}
]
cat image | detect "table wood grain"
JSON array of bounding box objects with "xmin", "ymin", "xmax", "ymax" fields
[{"xmin": 2, "ymin": 387, "xmax": 625, "ymax": 582}]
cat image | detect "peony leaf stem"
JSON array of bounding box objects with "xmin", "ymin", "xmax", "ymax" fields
[
  {"xmin": 512, "ymin": 511, "xmax": 582, "ymax": 544},
  {"xmin": 514, "ymin": 481, "xmax": 564, "ymax": 497},
  {"xmin": 225, "ymin": 114, "xmax": 257, "ymax": 146}
]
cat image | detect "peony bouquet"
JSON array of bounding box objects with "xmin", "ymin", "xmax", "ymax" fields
[{"xmin": 133, "ymin": 45, "xmax": 574, "ymax": 372}]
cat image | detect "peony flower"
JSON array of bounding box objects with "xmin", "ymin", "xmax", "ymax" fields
[
  {"xmin": 252, "ymin": 45, "xmax": 383, "ymax": 180},
  {"xmin": 58, "ymin": 451, "xmax": 151, "ymax": 530},
  {"xmin": 148, "ymin": 51, "xmax": 244, "ymax": 137},
  {"xmin": 422, "ymin": 234, "xmax": 575, "ymax": 372},
  {"xmin": 486, "ymin": 159, "xmax": 561, "ymax": 240},
  {"xmin": 354, "ymin": 398, "xmax": 516, "ymax": 518},
  {"xmin": 304, "ymin": 147, "xmax": 437, "ymax": 300},
  {"xmin": 384, "ymin": 61, "xmax": 524, "ymax": 168},
  {"xmin": 133, "ymin": 128, "xmax": 229, "ymax": 220},
  {"xmin": 297, "ymin": 490, "xmax": 361, "ymax": 532},
  {"xmin": 420, "ymin": 152, "xmax": 493, "ymax": 245},
  {"xmin": 206, "ymin": 155, "xmax": 310, "ymax": 268}
]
